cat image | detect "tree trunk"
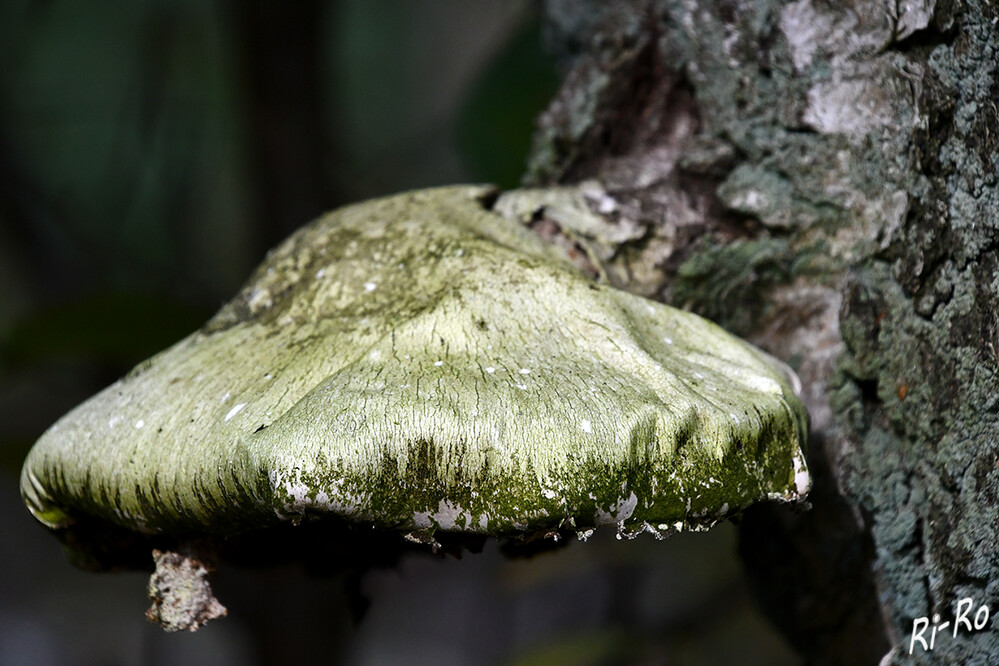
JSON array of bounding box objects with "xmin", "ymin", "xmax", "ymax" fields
[{"xmin": 530, "ymin": 1, "xmax": 999, "ymax": 662}]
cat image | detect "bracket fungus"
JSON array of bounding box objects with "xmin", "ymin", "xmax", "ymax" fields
[{"xmin": 21, "ymin": 185, "xmax": 809, "ymax": 628}]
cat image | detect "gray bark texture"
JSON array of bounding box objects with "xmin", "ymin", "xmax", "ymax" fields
[{"xmin": 530, "ymin": 0, "xmax": 998, "ymax": 663}]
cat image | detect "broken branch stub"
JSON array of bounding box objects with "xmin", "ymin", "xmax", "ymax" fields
[{"xmin": 21, "ymin": 185, "xmax": 809, "ymax": 551}]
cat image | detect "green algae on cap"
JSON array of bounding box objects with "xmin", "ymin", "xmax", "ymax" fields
[{"xmin": 20, "ymin": 185, "xmax": 810, "ymax": 544}]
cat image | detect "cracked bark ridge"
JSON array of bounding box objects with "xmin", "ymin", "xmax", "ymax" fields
[
  {"xmin": 146, "ymin": 546, "xmax": 227, "ymax": 632},
  {"xmin": 533, "ymin": 0, "xmax": 998, "ymax": 662}
]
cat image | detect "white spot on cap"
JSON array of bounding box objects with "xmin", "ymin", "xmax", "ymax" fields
[
  {"xmin": 434, "ymin": 360, "xmax": 444, "ymax": 367},
  {"xmin": 594, "ymin": 492, "xmax": 638, "ymax": 526},
  {"xmin": 663, "ymin": 337, "xmax": 673, "ymax": 345},
  {"xmin": 363, "ymin": 282, "xmax": 377, "ymax": 292},
  {"xmin": 581, "ymin": 419, "xmax": 593, "ymax": 433},
  {"xmin": 519, "ymin": 368, "xmax": 530, "ymax": 375},
  {"xmin": 794, "ymin": 452, "xmax": 810, "ymax": 496},
  {"xmin": 315, "ymin": 268, "xmax": 326, "ymax": 279},
  {"xmin": 516, "ymin": 383, "xmax": 528, "ymax": 390},
  {"xmin": 225, "ymin": 403, "xmax": 247, "ymax": 422},
  {"xmin": 745, "ymin": 375, "xmax": 783, "ymax": 394},
  {"xmin": 247, "ymin": 287, "xmax": 272, "ymax": 311},
  {"xmin": 485, "ymin": 367, "xmax": 496, "ymax": 374},
  {"xmin": 135, "ymin": 420, "xmax": 144, "ymax": 429}
]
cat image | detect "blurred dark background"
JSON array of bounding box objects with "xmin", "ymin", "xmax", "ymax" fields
[{"xmin": 0, "ymin": 1, "xmax": 799, "ymax": 664}]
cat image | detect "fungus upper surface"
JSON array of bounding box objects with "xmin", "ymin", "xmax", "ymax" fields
[{"xmin": 21, "ymin": 185, "xmax": 809, "ymax": 542}]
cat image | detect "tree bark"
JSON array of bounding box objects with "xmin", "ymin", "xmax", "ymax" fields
[{"xmin": 530, "ymin": 0, "xmax": 999, "ymax": 662}]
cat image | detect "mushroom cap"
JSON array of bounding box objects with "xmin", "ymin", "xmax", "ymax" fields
[{"xmin": 21, "ymin": 186, "xmax": 809, "ymax": 542}]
